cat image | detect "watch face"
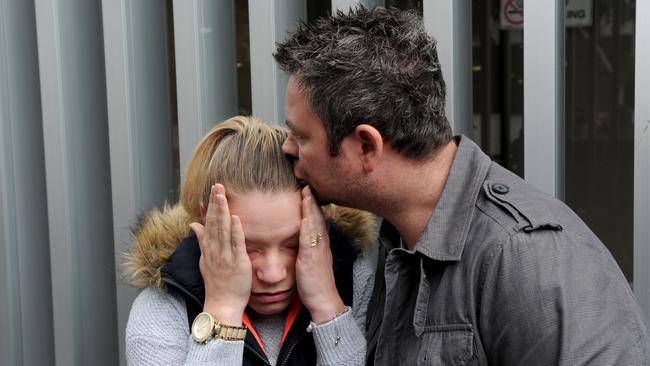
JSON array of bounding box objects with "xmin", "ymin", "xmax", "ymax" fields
[{"xmin": 191, "ymin": 313, "xmax": 214, "ymax": 342}]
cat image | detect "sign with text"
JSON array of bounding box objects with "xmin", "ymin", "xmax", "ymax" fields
[{"xmin": 501, "ymin": 0, "xmax": 593, "ymax": 29}]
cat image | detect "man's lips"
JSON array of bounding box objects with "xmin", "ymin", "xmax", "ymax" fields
[
  {"xmin": 293, "ymin": 167, "xmax": 304, "ymax": 181},
  {"xmin": 251, "ymin": 289, "xmax": 292, "ymax": 303},
  {"xmin": 294, "ymin": 171, "xmax": 307, "ymax": 187}
]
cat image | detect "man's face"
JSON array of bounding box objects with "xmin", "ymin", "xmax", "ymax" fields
[
  {"xmin": 229, "ymin": 190, "xmax": 301, "ymax": 315},
  {"xmin": 282, "ymin": 76, "xmax": 355, "ymax": 204}
]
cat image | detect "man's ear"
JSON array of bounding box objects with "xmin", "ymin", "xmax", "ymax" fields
[{"xmin": 353, "ymin": 124, "xmax": 384, "ymax": 173}]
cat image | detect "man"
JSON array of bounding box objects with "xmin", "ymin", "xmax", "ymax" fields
[{"xmin": 275, "ymin": 6, "xmax": 650, "ymax": 365}]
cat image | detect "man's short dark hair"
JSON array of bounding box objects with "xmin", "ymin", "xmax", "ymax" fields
[{"xmin": 274, "ymin": 6, "xmax": 453, "ymax": 159}]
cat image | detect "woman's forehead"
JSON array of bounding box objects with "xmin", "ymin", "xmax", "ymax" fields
[{"xmin": 229, "ymin": 190, "xmax": 302, "ymax": 244}]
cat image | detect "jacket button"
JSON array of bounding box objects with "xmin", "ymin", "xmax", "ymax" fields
[{"xmin": 492, "ymin": 183, "xmax": 510, "ymax": 194}]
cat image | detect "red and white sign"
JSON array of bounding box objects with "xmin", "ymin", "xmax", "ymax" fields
[
  {"xmin": 502, "ymin": 0, "xmax": 524, "ymax": 28},
  {"xmin": 500, "ymin": 0, "xmax": 593, "ymax": 29}
]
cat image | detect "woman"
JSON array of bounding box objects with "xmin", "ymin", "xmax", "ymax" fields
[{"xmin": 123, "ymin": 116, "xmax": 377, "ymax": 365}]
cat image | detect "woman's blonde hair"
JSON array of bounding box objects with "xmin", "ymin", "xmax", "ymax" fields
[{"xmin": 180, "ymin": 116, "xmax": 299, "ymax": 221}]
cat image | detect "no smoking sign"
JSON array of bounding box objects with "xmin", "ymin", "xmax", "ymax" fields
[
  {"xmin": 500, "ymin": 0, "xmax": 593, "ymax": 29},
  {"xmin": 503, "ymin": 0, "xmax": 524, "ymax": 26}
]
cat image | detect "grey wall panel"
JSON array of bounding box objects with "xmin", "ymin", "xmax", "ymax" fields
[
  {"xmin": 0, "ymin": 155, "xmax": 14, "ymax": 366},
  {"xmin": 0, "ymin": 1, "xmax": 54, "ymax": 365},
  {"xmin": 0, "ymin": 14, "xmax": 22, "ymax": 363},
  {"xmin": 173, "ymin": 0, "xmax": 238, "ymax": 176},
  {"xmin": 423, "ymin": 0, "xmax": 473, "ymax": 136},
  {"xmin": 634, "ymin": 0, "xmax": 650, "ymax": 321},
  {"xmin": 249, "ymin": 0, "xmax": 305, "ymax": 126},
  {"xmin": 523, "ymin": 0, "xmax": 566, "ymax": 198},
  {"xmin": 34, "ymin": 0, "xmax": 118, "ymax": 364},
  {"xmin": 102, "ymin": 1, "xmax": 175, "ymax": 365}
]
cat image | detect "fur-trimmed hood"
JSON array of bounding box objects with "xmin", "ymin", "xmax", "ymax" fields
[{"xmin": 122, "ymin": 203, "xmax": 379, "ymax": 290}]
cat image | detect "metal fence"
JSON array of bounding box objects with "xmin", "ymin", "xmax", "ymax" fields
[{"xmin": 1, "ymin": 0, "xmax": 648, "ymax": 365}]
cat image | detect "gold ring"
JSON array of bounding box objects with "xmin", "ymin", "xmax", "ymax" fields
[{"xmin": 310, "ymin": 232, "xmax": 323, "ymax": 247}]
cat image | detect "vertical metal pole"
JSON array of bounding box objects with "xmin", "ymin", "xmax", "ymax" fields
[
  {"xmin": 523, "ymin": 0, "xmax": 565, "ymax": 198},
  {"xmin": 102, "ymin": 1, "xmax": 176, "ymax": 365},
  {"xmin": 249, "ymin": 0, "xmax": 305, "ymax": 126},
  {"xmin": 634, "ymin": 0, "xmax": 650, "ymax": 321},
  {"xmin": 0, "ymin": 1, "xmax": 54, "ymax": 365},
  {"xmin": 423, "ymin": 0, "xmax": 473, "ymax": 136},
  {"xmin": 173, "ymin": 0, "xmax": 238, "ymax": 176},
  {"xmin": 34, "ymin": 0, "xmax": 118, "ymax": 364}
]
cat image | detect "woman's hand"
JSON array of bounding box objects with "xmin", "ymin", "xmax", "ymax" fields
[
  {"xmin": 295, "ymin": 186, "xmax": 346, "ymax": 324},
  {"xmin": 189, "ymin": 183, "xmax": 251, "ymax": 326}
]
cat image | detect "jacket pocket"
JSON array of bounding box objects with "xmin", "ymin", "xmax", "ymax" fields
[{"xmin": 417, "ymin": 324, "xmax": 475, "ymax": 366}]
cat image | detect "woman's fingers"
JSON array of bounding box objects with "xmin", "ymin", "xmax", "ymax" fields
[
  {"xmin": 199, "ymin": 186, "xmax": 252, "ymax": 322},
  {"xmin": 231, "ymin": 215, "xmax": 247, "ymax": 257},
  {"xmin": 296, "ymin": 186, "xmax": 342, "ymax": 323},
  {"xmin": 214, "ymin": 184, "xmax": 233, "ymax": 257},
  {"xmin": 299, "ymin": 217, "xmax": 311, "ymax": 249},
  {"xmin": 303, "ymin": 186, "xmax": 326, "ymax": 223},
  {"xmin": 204, "ymin": 184, "xmax": 220, "ymax": 238},
  {"xmin": 301, "ymin": 186, "xmax": 313, "ymax": 217},
  {"xmin": 301, "ymin": 185, "xmax": 328, "ymax": 248},
  {"xmin": 300, "ymin": 193, "xmax": 315, "ymax": 249},
  {"xmin": 203, "ymin": 183, "xmax": 232, "ymax": 257}
]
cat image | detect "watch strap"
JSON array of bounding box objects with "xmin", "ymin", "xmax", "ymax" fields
[{"xmin": 214, "ymin": 322, "xmax": 247, "ymax": 341}]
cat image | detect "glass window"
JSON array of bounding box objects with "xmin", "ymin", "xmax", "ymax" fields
[
  {"xmin": 236, "ymin": 1, "xmax": 251, "ymax": 116},
  {"xmin": 472, "ymin": 0, "xmax": 636, "ymax": 282},
  {"xmin": 308, "ymin": 0, "xmax": 332, "ymax": 21},
  {"xmin": 388, "ymin": 0, "xmax": 422, "ymax": 14},
  {"xmin": 472, "ymin": 0, "xmax": 525, "ymax": 178},
  {"xmin": 565, "ymin": 0, "xmax": 636, "ymax": 281}
]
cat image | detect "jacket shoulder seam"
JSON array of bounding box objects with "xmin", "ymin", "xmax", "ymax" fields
[{"xmin": 475, "ymin": 202, "xmax": 517, "ymax": 238}]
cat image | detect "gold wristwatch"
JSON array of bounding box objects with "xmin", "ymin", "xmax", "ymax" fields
[{"xmin": 191, "ymin": 312, "xmax": 247, "ymax": 343}]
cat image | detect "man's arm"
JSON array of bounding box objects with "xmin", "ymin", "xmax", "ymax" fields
[{"xmin": 479, "ymin": 231, "xmax": 650, "ymax": 365}]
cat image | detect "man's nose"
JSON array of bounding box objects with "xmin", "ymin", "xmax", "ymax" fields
[{"xmin": 282, "ymin": 135, "xmax": 298, "ymax": 160}]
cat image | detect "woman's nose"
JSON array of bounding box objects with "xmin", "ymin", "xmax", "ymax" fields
[{"xmin": 255, "ymin": 255, "xmax": 287, "ymax": 285}]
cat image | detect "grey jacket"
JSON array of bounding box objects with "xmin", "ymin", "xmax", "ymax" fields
[{"xmin": 366, "ymin": 136, "xmax": 649, "ymax": 365}]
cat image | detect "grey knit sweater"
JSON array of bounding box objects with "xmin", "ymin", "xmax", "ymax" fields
[{"xmin": 125, "ymin": 244, "xmax": 376, "ymax": 365}]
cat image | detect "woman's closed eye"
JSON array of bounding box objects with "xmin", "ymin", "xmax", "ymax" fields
[
  {"xmin": 282, "ymin": 243, "xmax": 299, "ymax": 252},
  {"xmin": 246, "ymin": 247, "xmax": 262, "ymax": 256}
]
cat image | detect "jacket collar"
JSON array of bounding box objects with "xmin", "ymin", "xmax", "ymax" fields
[
  {"xmin": 416, "ymin": 135, "xmax": 491, "ymax": 261},
  {"xmin": 381, "ymin": 136, "xmax": 491, "ymax": 262}
]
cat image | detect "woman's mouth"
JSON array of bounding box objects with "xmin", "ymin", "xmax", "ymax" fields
[{"xmin": 252, "ymin": 289, "xmax": 292, "ymax": 303}]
